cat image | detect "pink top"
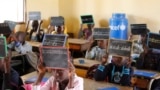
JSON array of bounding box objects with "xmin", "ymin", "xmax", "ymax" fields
[{"xmin": 24, "ymin": 75, "xmax": 83, "ymax": 90}]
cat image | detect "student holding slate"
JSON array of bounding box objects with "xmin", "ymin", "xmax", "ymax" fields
[
  {"xmin": 8, "ymin": 31, "xmax": 38, "ymax": 70},
  {"xmin": 85, "ymin": 39, "xmax": 107, "ymax": 61},
  {"xmin": 78, "ymin": 15, "xmax": 95, "ymax": 40},
  {"xmin": 94, "ymin": 56, "xmax": 133, "ymax": 86},
  {"xmin": 29, "ymin": 20, "xmax": 44, "ymax": 42},
  {"xmin": 23, "ymin": 62, "xmax": 83, "ymax": 90}
]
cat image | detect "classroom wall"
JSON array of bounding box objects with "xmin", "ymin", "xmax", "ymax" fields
[
  {"xmin": 59, "ymin": 0, "xmax": 160, "ymax": 37},
  {"xmin": 16, "ymin": 0, "xmax": 59, "ymax": 32}
]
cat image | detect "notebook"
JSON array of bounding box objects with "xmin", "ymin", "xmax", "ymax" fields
[
  {"xmin": 97, "ymin": 87, "xmax": 119, "ymax": 90},
  {"xmin": 25, "ymin": 76, "xmax": 48, "ymax": 84},
  {"xmin": 134, "ymin": 70, "xmax": 157, "ymax": 78}
]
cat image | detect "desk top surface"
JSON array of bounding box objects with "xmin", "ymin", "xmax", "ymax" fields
[
  {"xmin": 74, "ymin": 58, "xmax": 101, "ymax": 68},
  {"xmin": 68, "ymin": 38, "xmax": 89, "ymax": 44},
  {"xmin": 21, "ymin": 71, "xmax": 133, "ymax": 90},
  {"xmin": 12, "ymin": 51, "xmax": 25, "ymax": 57},
  {"xmin": 27, "ymin": 41, "xmax": 41, "ymax": 47}
]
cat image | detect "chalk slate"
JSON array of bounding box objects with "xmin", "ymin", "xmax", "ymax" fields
[
  {"xmin": 42, "ymin": 34, "xmax": 67, "ymax": 47},
  {"xmin": 134, "ymin": 70, "xmax": 157, "ymax": 78},
  {"xmin": 147, "ymin": 32, "xmax": 160, "ymax": 49},
  {"xmin": 108, "ymin": 39, "xmax": 132, "ymax": 57},
  {"xmin": 4, "ymin": 20, "xmax": 17, "ymax": 31},
  {"xmin": 40, "ymin": 47, "xmax": 68, "ymax": 69},
  {"xmin": 81, "ymin": 15, "xmax": 94, "ymax": 24},
  {"xmin": 93, "ymin": 28, "xmax": 110, "ymax": 40},
  {"xmin": 29, "ymin": 11, "xmax": 41, "ymax": 20},
  {"xmin": 50, "ymin": 16, "xmax": 64, "ymax": 26},
  {"xmin": 0, "ymin": 36, "xmax": 7, "ymax": 59},
  {"xmin": 131, "ymin": 24, "xmax": 147, "ymax": 35},
  {"xmin": 0, "ymin": 23, "xmax": 11, "ymax": 38}
]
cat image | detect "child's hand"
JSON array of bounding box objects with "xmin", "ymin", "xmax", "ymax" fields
[{"xmin": 37, "ymin": 63, "xmax": 46, "ymax": 74}]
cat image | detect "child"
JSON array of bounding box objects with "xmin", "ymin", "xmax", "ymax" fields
[
  {"xmin": 94, "ymin": 56, "xmax": 133, "ymax": 86},
  {"xmin": 85, "ymin": 40, "xmax": 106, "ymax": 61},
  {"xmin": 23, "ymin": 61, "xmax": 83, "ymax": 90},
  {"xmin": 78, "ymin": 24, "xmax": 94, "ymax": 40},
  {"xmin": 8, "ymin": 31, "xmax": 38, "ymax": 70},
  {"xmin": 29, "ymin": 20, "xmax": 44, "ymax": 42},
  {"xmin": 0, "ymin": 52, "xmax": 23, "ymax": 90}
]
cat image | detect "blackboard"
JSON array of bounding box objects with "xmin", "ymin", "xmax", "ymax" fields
[
  {"xmin": 108, "ymin": 39, "xmax": 132, "ymax": 57},
  {"xmin": 93, "ymin": 28, "xmax": 110, "ymax": 40},
  {"xmin": 0, "ymin": 23, "xmax": 11, "ymax": 38},
  {"xmin": 147, "ymin": 32, "xmax": 160, "ymax": 49},
  {"xmin": 29, "ymin": 11, "xmax": 41, "ymax": 20},
  {"xmin": 81, "ymin": 15, "xmax": 94, "ymax": 24},
  {"xmin": 0, "ymin": 36, "xmax": 7, "ymax": 59},
  {"xmin": 42, "ymin": 34, "xmax": 67, "ymax": 47},
  {"xmin": 50, "ymin": 16, "xmax": 64, "ymax": 26},
  {"xmin": 4, "ymin": 20, "xmax": 17, "ymax": 31},
  {"xmin": 40, "ymin": 47, "xmax": 69, "ymax": 69},
  {"xmin": 130, "ymin": 24, "xmax": 147, "ymax": 35}
]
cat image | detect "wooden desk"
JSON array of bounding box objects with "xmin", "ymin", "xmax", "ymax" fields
[
  {"xmin": 21, "ymin": 71, "xmax": 133, "ymax": 90},
  {"xmin": 27, "ymin": 41, "xmax": 41, "ymax": 47},
  {"xmin": 73, "ymin": 58, "xmax": 100, "ymax": 78},
  {"xmin": 132, "ymin": 69, "xmax": 160, "ymax": 90},
  {"xmin": 68, "ymin": 38, "xmax": 90, "ymax": 51},
  {"xmin": 12, "ymin": 51, "xmax": 25, "ymax": 57}
]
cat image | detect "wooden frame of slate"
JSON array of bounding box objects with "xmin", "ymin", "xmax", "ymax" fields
[
  {"xmin": 147, "ymin": 32, "xmax": 160, "ymax": 49},
  {"xmin": 50, "ymin": 16, "xmax": 64, "ymax": 26},
  {"xmin": 42, "ymin": 34, "xmax": 67, "ymax": 47},
  {"xmin": 108, "ymin": 39, "xmax": 133, "ymax": 57},
  {"xmin": 81, "ymin": 15, "xmax": 94, "ymax": 24},
  {"xmin": 39, "ymin": 46, "xmax": 69, "ymax": 69},
  {"xmin": 4, "ymin": 20, "xmax": 17, "ymax": 31},
  {"xmin": 0, "ymin": 36, "xmax": 7, "ymax": 59},
  {"xmin": 28, "ymin": 11, "xmax": 41, "ymax": 20},
  {"xmin": 93, "ymin": 28, "xmax": 110, "ymax": 40}
]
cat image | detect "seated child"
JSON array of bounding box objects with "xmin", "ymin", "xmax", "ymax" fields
[
  {"xmin": 94, "ymin": 56, "xmax": 133, "ymax": 86},
  {"xmin": 85, "ymin": 40, "xmax": 106, "ymax": 61},
  {"xmin": 29, "ymin": 20, "xmax": 44, "ymax": 42},
  {"xmin": 8, "ymin": 31, "xmax": 38, "ymax": 70},
  {"xmin": 23, "ymin": 62, "xmax": 83, "ymax": 90},
  {"xmin": 0, "ymin": 53, "xmax": 23, "ymax": 90}
]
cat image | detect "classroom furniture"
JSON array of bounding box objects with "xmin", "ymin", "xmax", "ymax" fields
[
  {"xmin": 132, "ymin": 69, "xmax": 160, "ymax": 90},
  {"xmin": 11, "ymin": 51, "xmax": 26, "ymax": 73},
  {"xmin": 73, "ymin": 58, "xmax": 100, "ymax": 78},
  {"xmin": 21, "ymin": 71, "xmax": 133, "ymax": 90},
  {"xmin": 27, "ymin": 41, "xmax": 41, "ymax": 47},
  {"xmin": 68, "ymin": 38, "xmax": 90, "ymax": 51}
]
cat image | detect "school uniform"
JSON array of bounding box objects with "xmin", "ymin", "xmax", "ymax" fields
[
  {"xmin": 85, "ymin": 46, "xmax": 106, "ymax": 61},
  {"xmin": 94, "ymin": 63, "xmax": 133, "ymax": 86}
]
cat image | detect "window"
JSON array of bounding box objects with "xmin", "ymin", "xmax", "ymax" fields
[{"xmin": 0, "ymin": 0, "xmax": 25, "ymax": 23}]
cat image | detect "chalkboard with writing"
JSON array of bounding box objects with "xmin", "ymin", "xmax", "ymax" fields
[
  {"xmin": 93, "ymin": 28, "xmax": 110, "ymax": 40},
  {"xmin": 147, "ymin": 32, "xmax": 160, "ymax": 49},
  {"xmin": 108, "ymin": 39, "xmax": 132, "ymax": 57},
  {"xmin": 50, "ymin": 16, "xmax": 64, "ymax": 26},
  {"xmin": 0, "ymin": 36, "xmax": 7, "ymax": 59},
  {"xmin": 4, "ymin": 20, "xmax": 17, "ymax": 31},
  {"xmin": 81, "ymin": 15, "xmax": 94, "ymax": 24},
  {"xmin": 40, "ymin": 47, "xmax": 69, "ymax": 69},
  {"xmin": 131, "ymin": 24, "xmax": 147, "ymax": 35},
  {"xmin": 0, "ymin": 23, "xmax": 11, "ymax": 38},
  {"xmin": 42, "ymin": 34, "xmax": 67, "ymax": 47},
  {"xmin": 29, "ymin": 11, "xmax": 41, "ymax": 20}
]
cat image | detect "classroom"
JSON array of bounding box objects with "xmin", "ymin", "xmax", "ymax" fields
[{"xmin": 0, "ymin": 0, "xmax": 160, "ymax": 90}]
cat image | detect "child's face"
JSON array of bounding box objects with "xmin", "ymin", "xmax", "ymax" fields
[
  {"xmin": 97, "ymin": 40, "xmax": 104, "ymax": 48},
  {"xmin": 112, "ymin": 56, "xmax": 123, "ymax": 66},
  {"xmin": 17, "ymin": 34, "xmax": 25, "ymax": 42},
  {"xmin": 54, "ymin": 69, "xmax": 69, "ymax": 82}
]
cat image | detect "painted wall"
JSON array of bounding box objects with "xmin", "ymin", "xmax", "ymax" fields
[
  {"xmin": 59, "ymin": 0, "xmax": 160, "ymax": 37},
  {"xmin": 16, "ymin": 0, "xmax": 59, "ymax": 32}
]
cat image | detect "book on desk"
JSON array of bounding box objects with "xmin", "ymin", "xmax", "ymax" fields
[
  {"xmin": 97, "ymin": 87, "xmax": 119, "ymax": 90},
  {"xmin": 133, "ymin": 70, "xmax": 158, "ymax": 78},
  {"xmin": 25, "ymin": 76, "xmax": 48, "ymax": 84}
]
